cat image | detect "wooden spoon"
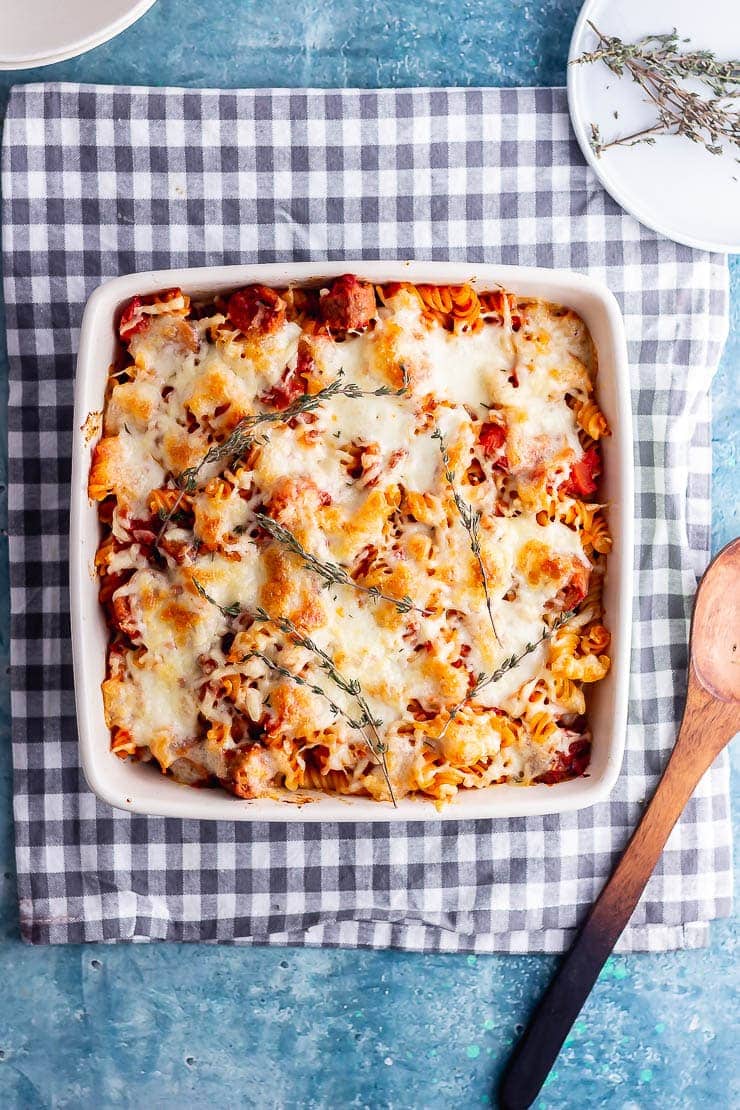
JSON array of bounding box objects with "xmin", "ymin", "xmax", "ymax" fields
[{"xmin": 499, "ymin": 536, "xmax": 740, "ymax": 1110}]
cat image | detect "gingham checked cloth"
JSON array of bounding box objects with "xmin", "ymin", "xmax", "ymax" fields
[{"xmin": 1, "ymin": 82, "xmax": 732, "ymax": 950}]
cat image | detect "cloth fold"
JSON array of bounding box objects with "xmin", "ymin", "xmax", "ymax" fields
[{"xmin": 2, "ymin": 82, "xmax": 731, "ymax": 950}]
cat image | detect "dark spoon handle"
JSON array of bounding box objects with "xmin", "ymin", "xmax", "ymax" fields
[{"xmin": 498, "ymin": 673, "xmax": 740, "ymax": 1110}]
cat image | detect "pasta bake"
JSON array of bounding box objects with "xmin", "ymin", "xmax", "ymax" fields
[{"xmin": 89, "ymin": 276, "xmax": 612, "ymax": 806}]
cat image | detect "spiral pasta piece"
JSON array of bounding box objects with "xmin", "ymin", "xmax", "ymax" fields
[
  {"xmin": 585, "ymin": 510, "xmax": 612, "ymax": 555},
  {"xmin": 525, "ymin": 710, "xmax": 558, "ymax": 746},
  {"xmin": 148, "ymin": 488, "xmax": 192, "ymax": 515},
  {"xmin": 552, "ymin": 676, "xmax": 586, "ymax": 715},
  {"xmin": 416, "ymin": 283, "xmax": 483, "ymax": 333},
  {"xmin": 576, "ymin": 400, "xmax": 610, "ymax": 441},
  {"xmin": 580, "ymin": 623, "xmax": 611, "ymax": 654},
  {"xmin": 299, "ymin": 767, "xmax": 358, "ymax": 794}
]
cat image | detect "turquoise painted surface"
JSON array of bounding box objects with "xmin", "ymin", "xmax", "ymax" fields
[{"xmin": 0, "ymin": 1, "xmax": 737, "ymax": 1105}]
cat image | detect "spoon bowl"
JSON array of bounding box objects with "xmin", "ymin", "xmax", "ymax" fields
[{"xmin": 691, "ymin": 536, "xmax": 740, "ymax": 702}]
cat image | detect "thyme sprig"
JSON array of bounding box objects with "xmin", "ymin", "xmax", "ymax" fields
[
  {"xmin": 435, "ymin": 608, "xmax": 578, "ymax": 741},
  {"xmin": 432, "ymin": 427, "xmax": 501, "ymax": 646},
  {"xmin": 191, "ymin": 577, "xmax": 396, "ymax": 804},
  {"xmin": 177, "ymin": 430, "xmax": 257, "ymax": 495},
  {"xmin": 241, "ymin": 646, "xmax": 389, "ymax": 794},
  {"xmin": 154, "ymin": 426, "xmax": 258, "ymax": 544},
  {"xmin": 156, "ymin": 367, "xmax": 409, "ymax": 541},
  {"xmin": 254, "ymin": 608, "xmax": 396, "ymax": 806},
  {"xmin": 241, "ymin": 648, "xmax": 360, "ymax": 727},
  {"xmin": 180, "ymin": 365, "xmax": 409, "ymax": 490},
  {"xmin": 573, "ymin": 22, "xmax": 740, "ymax": 158},
  {"xmin": 256, "ymin": 512, "xmax": 427, "ymax": 616}
]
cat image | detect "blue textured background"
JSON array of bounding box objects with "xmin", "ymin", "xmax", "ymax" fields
[{"xmin": 0, "ymin": 1, "xmax": 737, "ymax": 1105}]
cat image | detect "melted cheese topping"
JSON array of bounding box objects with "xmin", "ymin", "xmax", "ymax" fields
[{"xmin": 92, "ymin": 283, "xmax": 609, "ymax": 804}]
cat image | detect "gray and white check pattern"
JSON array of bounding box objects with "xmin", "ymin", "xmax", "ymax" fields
[{"xmin": 1, "ymin": 82, "xmax": 732, "ymax": 950}]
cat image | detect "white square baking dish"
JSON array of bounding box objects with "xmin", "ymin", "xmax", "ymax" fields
[{"xmin": 70, "ymin": 261, "xmax": 633, "ymax": 821}]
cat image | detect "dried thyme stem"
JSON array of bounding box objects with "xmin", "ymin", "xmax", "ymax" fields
[
  {"xmin": 432, "ymin": 427, "xmax": 502, "ymax": 646},
  {"xmin": 574, "ymin": 22, "xmax": 740, "ymax": 158},
  {"xmin": 434, "ymin": 608, "xmax": 578, "ymax": 741},
  {"xmin": 156, "ymin": 368, "xmax": 409, "ymax": 541},
  {"xmin": 254, "ymin": 608, "xmax": 396, "ymax": 806},
  {"xmin": 191, "ymin": 578, "xmax": 396, "ymax": 804},
  {"xmin": 192, "ymin": 578, "xmax": 242, "ymax": 619},
  {"xmin": 242, "ymin": 649, "xmax": 373, "ymax": 736},
  {"xmin": 256, "ymin": 513, "xmax": 427, "ymax": 616},
  {"xmin": 181, "ymin": 366, "xmax": 409, "ymax": 491}
]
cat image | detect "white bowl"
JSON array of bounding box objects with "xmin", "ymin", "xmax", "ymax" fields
[
  {"xmin": 0, "ymin": 0, "xmax": 157, "ymax": 71},
  {"xmin": 567, "ymin": 0, "xmax": 740, "ymax": 254},
  {"xmin": 70, "ymin": 262, "xmax": 633, "ymax": 821}
]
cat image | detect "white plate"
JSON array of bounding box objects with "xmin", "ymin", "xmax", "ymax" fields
[
  {"xmin": 0, "ymin": 0, "xmax": 157, "ymax": 70},
  {"xmin": 568, "ymin": 0, "xmax": 740, "ymax": 253},
  {"xmin": 71, "ymin": 261, "xmax": 633, "ymax": 822}
]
